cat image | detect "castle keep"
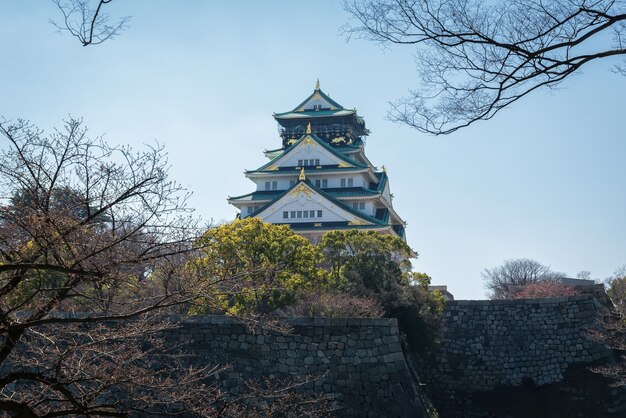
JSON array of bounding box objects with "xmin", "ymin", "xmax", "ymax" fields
[{"xmin": 228, "ymin": 81, "xmax": 407, "ymax": 242}]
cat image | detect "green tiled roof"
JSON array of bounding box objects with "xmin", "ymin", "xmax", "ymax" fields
[
  {"xmin": 246, "ymin": 166, "xmax": 368, "ymax": 175},
  {"xmin": 374, "ymin": 171, "xmax": 388, "ymax": 193},
  {"xmin": 250, "ymin": 132, "xmax": 367, "ymax": 173},
  {"xmin": 334, "ymin": 144, "xmax": 362, "ymax": 153},
  {"xmin": 228, "ymin": 190, "xmax": 281, "ymax": 202},
  {"xmin": 274, "ymin": 109, "xmax": 356, "ymax": 119},
  {"xmin": 296, "ymin": 87, "xmax": 343, "ymax": 110},
  {"xmin": 322, "ymin": 187, "xmax": 379, "ymax": 197},
  {"xmin": 273, "ymin": 85, "xmax": 356, "ymax": 120},
  {"xmin": 263, "ymin": 143, "xmax": 359, "ymax": 158},
  {"xmin": 229, "ymin": 187, "xmax": 380, "ymax": 203},
  {"xmin": 245, "ymin": 180, "xmax": 387, "ymax": 227},
  {"xmin": 284, "ymin": 222, "xmax": 391, "ymax": 232},
  {"xmin": 263, "ymin": 148, "xmax": 284, "ymax": 159}
]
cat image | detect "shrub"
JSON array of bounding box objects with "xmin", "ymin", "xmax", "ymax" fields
[
  {"xmin": 511, "ymin": 281, "xmax": 579, "ymax": 299},
  {"xmin": 283, "ymin": 291, "xmax": 385, "ymax": 318}
]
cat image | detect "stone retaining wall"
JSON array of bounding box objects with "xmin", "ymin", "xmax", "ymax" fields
[
  {"xmin": 421, "ymin": 295, "xmax": 624, "ymax": 417},
  {"xmin": 166, "ymin": 316, "xmax": 427, "ymax": 418}
]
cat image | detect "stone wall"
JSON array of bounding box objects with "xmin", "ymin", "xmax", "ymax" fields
[
  {"xmin": 165, "ymin": 316, "xmax": 427, "ymax": 418},
  {"xmin": 421, "ymin": 295, "xmax": 624, "ymax": 417}
]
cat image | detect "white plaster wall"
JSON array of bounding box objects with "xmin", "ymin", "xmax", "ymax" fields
[
  {"xmin": 346, "ymin": 200, "xmax": 375, "ymax": 217},
  {"xmin": 258, "ymin": 191, "xmax": 363, "ymax": 224},
  {"xmin": 254, "ymin": 178, "xmax": 298, "ymax": 191},
  {"xmin": 279, "ymin": 142, "xmax": 342, "ymax": 168},
  {"xmin": 251, "ymin": 172, "xmax": 371, "ymax": 191},
  {"xmin": 318, "ymin": 173, "xmax": 368, "ymax": 188}
]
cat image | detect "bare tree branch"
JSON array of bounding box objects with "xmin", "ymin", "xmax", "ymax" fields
[
  {"xmin": 343, "ymin": 0, "xmax": 626, "ymax": 134},
  {"xmin": 0, "ymin": 117, "xmax": 336, "ymax": 417},
  {"xmin": 50, "ymin": 0, "xmax": 131, "ymax": 47}
]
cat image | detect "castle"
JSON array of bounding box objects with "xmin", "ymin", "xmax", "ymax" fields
[{"xmin": 228, "ymin": 81, "xmax": 407, "ymax": 242}]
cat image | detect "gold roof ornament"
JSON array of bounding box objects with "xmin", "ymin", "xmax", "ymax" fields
[
  {"xmin": 315, "ymin": 79, "xmax": 320, "ymax": 90},
  {"xmin": 306, "ymin": 122, "xmax": 312, "ymax": 134},
  {"xmin": 299, "ymin": 167, "xmax": 306, "ymax": 181}
]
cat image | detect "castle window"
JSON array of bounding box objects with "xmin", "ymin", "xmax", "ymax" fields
[
  {"xmin": 297, "ymin": 211, "xmax": 302, "ymax": 218},
  {"xmin": 291, "ymin": 211, "xmax": 296, "ymax": 218},
  {"xmin": 265, "ymin": 181, "xmax": 271, "ymax": 190},
  {"xmin": 359, "ymin": 202, "xmax": 365, "ymax": 210},
  {"xmin": 283, "ymin": 211, "xmax": 288, "ymax": 219},
  {"xmin": 298, "ymin": 159, "xmax": 303, "ymax": 166},
  {"xmin": 322, "ymin": 179, "xmax": 328, "ymax": 188},
  {"xmin": 247, "ymin": 206, "xmax": 253, "ymax": 214},
  {"xmin": 309, "ymin": 159, "xmax": 315, "ymax": 166},
  {"xmin": 272, "ymin": 181, "xmax": 277, "ymax": 190},
  {"xmin": 352, "ymin": 203, "xmax": 359, "ymax": 210},
  {"xmin": 348, "ymin": 178, "xmax": 354, "ymax": 187},
  {"xmin": 303, "ymin": 211, "xmax": 309, "ymax": 218},
  {"xmin": 309, "ymin": 210, "xmax": 315, "ymax": 218},
  {"xmin": 317, "ymin": 210, "xmax": 323, "ymax": 218},
  {"xmin": 341, "ymin": 178, "xmax": 346, "ymax": 187},
  {"xmin": 315, "ymin": 179, "xmax": 320, "ymax": 187},
  {"xmin": 315, "ymin": 159, "xmax": 320, "ymax": 166}
]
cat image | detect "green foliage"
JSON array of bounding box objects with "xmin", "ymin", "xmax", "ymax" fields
[
  {"xmin": 320, "ymin": 230, "xmax": 413, "ymax": 290},
  {"xmin": 190, "ymin": 222, "xmax": 444, "ymax": 353},
  {"xmin": 319, "ymin": 230, "xmax": 442, "ymax": 353},
  {"xmin": 190, "ymin": 218, "xmax": 323, "ymax": 315}
]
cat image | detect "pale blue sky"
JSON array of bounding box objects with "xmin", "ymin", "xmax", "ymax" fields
[{"xmin": 1, "ymin": 1, "xmax": 625, "ymax": 299}]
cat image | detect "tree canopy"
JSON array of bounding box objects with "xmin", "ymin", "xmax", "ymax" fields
[
  {"xmin": 482, "ymin": 258, "xmax": 567, "ymax": 299},
  {"xmin": 191, "ymin": 218, "xmax": 324, "ymax": 315},
  {"xmin": 319, "ymin": 230, "xmax": 442, "ymax": 351},
  {"xmin": 189, "ymin": 223, "xmax": 444, "ymax": 352},
  {"xmin": 320, "ymin": 229, "xmax": 414, "ymax": 292}
]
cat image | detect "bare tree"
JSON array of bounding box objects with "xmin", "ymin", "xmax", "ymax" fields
[
  {"xmin": 51, "ymin": 0, "xmax": 130, "ymax": 46},
  {"xmin": 0, "ymin": 117, "xmax": 209, "ymax": 416},
  {"xmin": 0, "ymin": 118, "xmax": 333, "ymax": 417},
  {"xmin": 482, "ymin": 258, "xmax": 566, "ymax": 299},
  {"xmin": 588, "ymin": 266, "xmax": 626, "ymax": 386},
  {"xmin": 588, "ymin": 307, "xmax": 626, "ymax": 386},
  {"xmin": 607, "ymin": 265, "xmax": 626, "ymax": 315},
  {"xmin": 343, "ymin": 0, "xmax": 626, "ymax": 135}
]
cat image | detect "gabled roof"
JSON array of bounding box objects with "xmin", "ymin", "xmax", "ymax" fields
[
  {"xmin": 292, "ymin": 80, "xmax": 344, "ymax": 111},
  {"xmin": 263, "ymin": 143, "xmax": 360, "ymax": 160},
  {"xmin": 274, "ymin": 109, "xmax": 356, "ymax": 120},
  {"xmin": 249, "ymin": 132, "xmax": 367, "ymax": 173},
  {"xmin": 246, "ymin": 179, "xmax": 387, "ymax": 227},
  {"xmin": 273, "ymin": 81, "xmax": 356, "ymax": 120}
]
